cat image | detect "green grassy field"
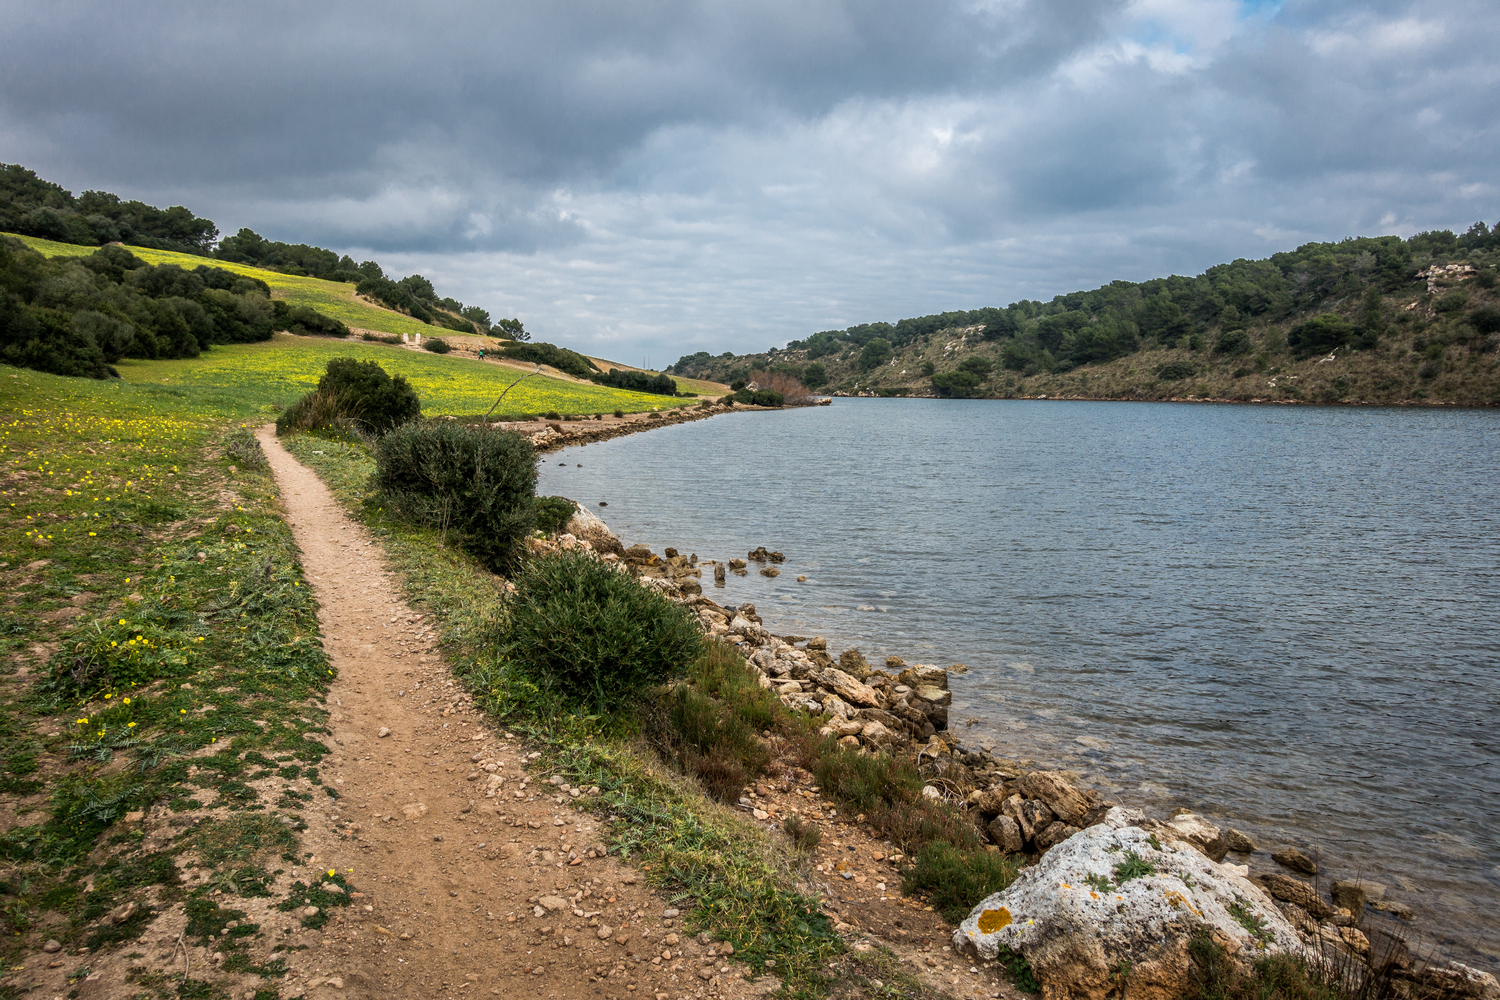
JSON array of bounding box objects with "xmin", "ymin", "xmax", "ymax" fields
[
  {"xmin": 115, "ymin": 333, "xmax": 689, "ymax": 417},
  {"xmin": 7, "ymin": 231, "xmax": 438, "ymax": 338}
]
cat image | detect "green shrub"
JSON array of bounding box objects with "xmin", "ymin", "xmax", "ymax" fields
[
  {"xmin": 788, "ymin": 729, "xmax": 978, "ymax": 850},
  {"xmin": 534, "ymin": 495, "xmax": 577, "ymax": 535},
  {"xmin": 931, "ymin": 370, "xmax": 984, "ymax": 398},
  {"xmin": 276, "ymin": 302, "xmax": 349, "ymax": 338},
  {"xmin": 958, "ymin": 355, "xmax": 994, "ymax": 377},
  {"xmin": 372, "ymin": 422, "xmax": 538, "ymax": 572},
  {"xmin": 1157, "ymin": 360, "xmax": 1197, "ymax": 380},
  {"xmin": 663, "ymin": 685, "xmax": 769, "ymax": 800},
  {"xmin": 1184, "ymin": 928, "xmax": 1359, "ymax": 1000},
  {"xmin": 1216, "ymin": 329, "xmax": 1253, "ymax": 355},
  {"xmin": 1287, "ymin": 314, "xmax": 1356, "ymax": 357},
  {"xmin": 902, "ymin": 842, "xmax": 1021, "ymax": 923},
  {"xmin": 423, "ymin": 337, "xmax": 452, "ymax": 354},
  {"xmin": 590, "ymin": 368, "xmax": 677, "ymax": 395},
  {"xmin": 315, "ymin": 358, "xmax": 420, "ymax": 433},
  {"xmin": 1435, "ymin": 289, "xmax": 1469, "ymax": 313},
  {"xmin": 1113, "ymin": 849, "xmax": 1157, "ymax": 883},
  {"xmin": 501, "ymin": 341, "xmax": 598, "ymax": 379},
  {"xmin": 545, "ymin": 410, "xmax": 562, "ymax": 420},
  {"xmin": 613, "ymin": 409, "xmax": 624, "ymax": 418},
  {"xmin": 859, "ymin": 337, "xmax": 894, "ymax": 370},
  {"xmin": 1468, "ymin": 306, "xmax": 1500, "ymax": 334},
  {"xmin": 731, "ymin": 389, "xmax": 784, "ymax": 406},
  {"xmin": 495, "ymin": 550, "xmax": 703, "ymax": 713},
  {"xmin": 274, "ymin": 388, "xmax": 362, "ymax": 440},
  {"xmin": 784, "ymin": 815, "xmax": 822, "ymax": 852}
]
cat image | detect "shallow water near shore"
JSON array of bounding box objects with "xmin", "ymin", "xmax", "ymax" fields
[{"xmin": 538, "ymin": 398, "xmax": 1500, "ymax": 963}]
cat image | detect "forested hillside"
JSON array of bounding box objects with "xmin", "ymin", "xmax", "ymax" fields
[
  {"xmin": 0, "ymin": 164, "xmax": 521, "ymax": 339},
  {"xmin": 673, "ymin": 226, "xmax": 1500, "ymax": 406}
]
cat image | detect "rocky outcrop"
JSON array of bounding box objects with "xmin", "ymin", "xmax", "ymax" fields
[
  {"xmin": 956, "ymin": 820, "xmax": 1299, "ymax": 1000},
  {"xmin": 1391, "ymin": 962, "xmax": 1500, "ymax": 1000},
  {"xmin": 564, "ymin": 503, "xmax": 625, "ymax": 556}
]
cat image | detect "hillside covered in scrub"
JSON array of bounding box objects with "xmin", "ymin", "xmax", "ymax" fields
[
  {"xmin": 1, "ymin": 163, "xmax": 519, "ymax": 340},
  {"xmin": 672, "ymin": 226, "xmax": 1500, "ymax": 406}
]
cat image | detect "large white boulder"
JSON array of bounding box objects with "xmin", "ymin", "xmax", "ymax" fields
[
  {"xmin": 564, "ymin": 503, "xmax": 624, "ymax": 555},
  {"xmin": 955, "ymin": 822, "xmax": 1301, "ymax": 1000}
]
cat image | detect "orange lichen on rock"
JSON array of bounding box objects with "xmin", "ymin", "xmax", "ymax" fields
[{"xmin": 977, "ymin": 907, "xmax": 1013, "ymax": 934}]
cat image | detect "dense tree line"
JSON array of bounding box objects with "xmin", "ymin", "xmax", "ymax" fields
[
  {"xmin": 674, "ymin": 222, "xmax": 1500, "ymax": 384},
  {"xmin": 500, "ymin": 341, "xmax": 599, "ymax": 379},
  {"xmin": 589, "ymin": 368, "xmax": 677, "ymax": 395},
  {"xmin": 2, "ymin": 164, "xmax": 526, "ymax": 341},
  {"xmin": 0, "ymin": 236, "xmax": 289, "ymax": 378},
  {"xmin": 1, "ymin": 165, "xmax": 217, "ymax": 255},
  {"xmin": 216, "ymin": 227, "xmax": 376, "ymax": 283}
]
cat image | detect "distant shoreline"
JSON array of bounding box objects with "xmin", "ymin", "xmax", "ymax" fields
[{"xmin": 830, "ymin": 390, "xmax": 1497, "ymax": 409}]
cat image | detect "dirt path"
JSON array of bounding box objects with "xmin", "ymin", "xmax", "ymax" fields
[{"xmin": 255, "ymin": 427, "xmax": 768, "ymax": 1000}]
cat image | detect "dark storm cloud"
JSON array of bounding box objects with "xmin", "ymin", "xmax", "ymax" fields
[
  {"xmin": 0, "ymin": 2, "xmax": 1118, "ymax": 201},
  {"xmin": 1, "ymin": 0, "xmax": 1496, "ymax": 358}
]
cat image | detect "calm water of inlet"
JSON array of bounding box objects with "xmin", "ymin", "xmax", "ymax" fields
[{"xmin": 537, "ymin": 398, "xmax": 1500, "ymax": 961}]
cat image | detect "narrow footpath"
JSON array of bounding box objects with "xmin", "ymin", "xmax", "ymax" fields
[{"xmin": 255, "ymin": 427, "xmax": 769, "ymax": 1000}]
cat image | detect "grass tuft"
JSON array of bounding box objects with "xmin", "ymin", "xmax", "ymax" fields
[{"xmin": 900, "ymin": 841, "xmax": 1021, "ymax": 923}]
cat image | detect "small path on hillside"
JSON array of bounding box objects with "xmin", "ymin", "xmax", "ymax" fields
[{"xmin": 255, "ymin": 427, "xmax": 769, "ymax": 1000}]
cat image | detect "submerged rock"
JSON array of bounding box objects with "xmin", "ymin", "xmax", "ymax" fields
[
  {"xmin": 1257, "ymin": 872, "xmax": 1332, "ymax": 919},
  {"xmin": 1330, "ymin": 878, "xmax": 1385, "ymax": 914},
  {"xmin": 1271, "ymin": 847, "xmax": 1318, "ymax": 876},
  {"xmin": 955, "ymin": 821, "xmax": 1299, "ymax": 1000},
  {"xmin": 1220, "ymin": 828, "xmax": 1256, "ymax": 854}
]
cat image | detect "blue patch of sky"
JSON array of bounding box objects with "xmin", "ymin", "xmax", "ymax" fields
[{"xmin": 1237, "ymin": 0, "xmax": 1283, "ymax": 22}]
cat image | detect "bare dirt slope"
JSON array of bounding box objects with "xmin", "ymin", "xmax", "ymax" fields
[{"xmin": 254, "ymin": 427, "xmax": 769, "ymax": 1000}]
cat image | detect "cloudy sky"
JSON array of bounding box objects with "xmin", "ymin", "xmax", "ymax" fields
[{"xmin": 2, "ymin": 1, "xmax": 1496, "ymax": 363}]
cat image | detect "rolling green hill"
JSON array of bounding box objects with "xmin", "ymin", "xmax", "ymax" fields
[
  {"xmin": 9, "ymin": 232, "xmax": 439, "ymax": 339},
  {"xmin": 673, "ymin": 227, "xmax": 1500, "ymax": 406},
  {"xmin": 1, "ymin": 233, "xmax": 703, "ymax": 413}
]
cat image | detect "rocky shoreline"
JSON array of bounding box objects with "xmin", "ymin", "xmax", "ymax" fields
[
  {"xmin": 492, "ymin": 398, "xmax": 786, "ymax": 454},
  {"xmin": 539, "ymin": 512, "xmax": 1498, "ymax": 998}
]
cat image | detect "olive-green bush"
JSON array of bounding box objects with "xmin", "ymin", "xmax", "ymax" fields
[
  {"xmin": 495, "ymin": 549, "xmax": 703, "ymax": 713},
  {"xmin": 372, "ymin": 422, "xmax": 537, "ymax": 572}
]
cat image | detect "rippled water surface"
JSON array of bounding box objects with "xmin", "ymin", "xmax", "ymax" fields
[{"xmin": 537, "ymin": 399, "xmax": 1500, "ymax": 960}]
